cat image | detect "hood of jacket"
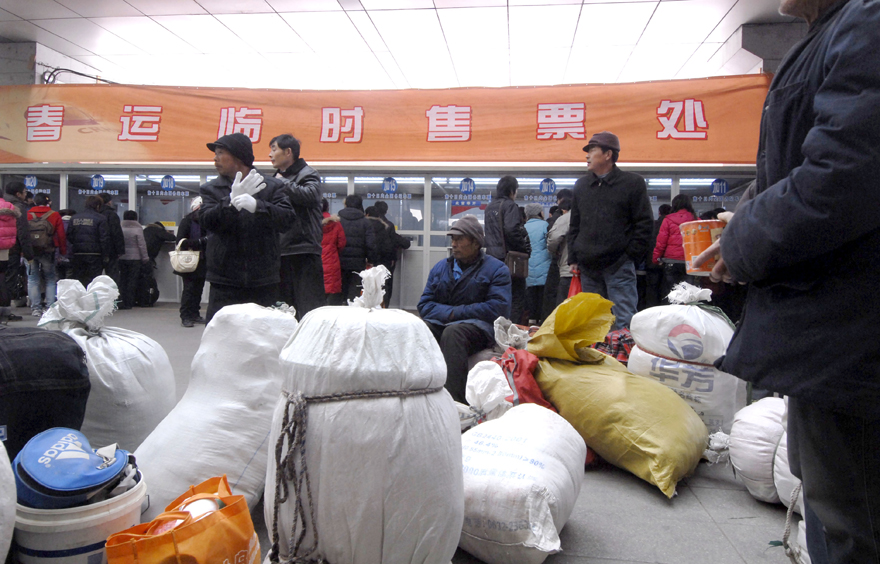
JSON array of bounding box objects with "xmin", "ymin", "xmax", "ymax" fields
[{"xmin": 338, "ymin": 207, "xmax": 365, "ymax": 221}]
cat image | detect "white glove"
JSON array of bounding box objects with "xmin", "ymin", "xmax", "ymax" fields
[
  {"xmin": 230, "ymin": 169, "xmax": 266, "ymax": 199},
  {"xmin": 232, "ymin": 193, "xmax": 257, "ymax": 213}
]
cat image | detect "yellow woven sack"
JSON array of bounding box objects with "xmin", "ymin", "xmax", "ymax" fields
[{"xmin": 528, "ymin": 293, "xmax": 707, "ymax": 498}]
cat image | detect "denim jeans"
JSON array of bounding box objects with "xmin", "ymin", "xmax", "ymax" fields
[
  {"xmin": 27, "ymin": 252, "xmax": 57, "ymax": 311},
  {"xmin": 579, "ymin": 255, "xmax": 638, "ymax": 330}
]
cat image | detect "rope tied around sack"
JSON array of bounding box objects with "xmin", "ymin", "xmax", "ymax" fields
[
  {"xmin": 782, "ymin": 482, "xmax": 805, "ymax": 564},
  {"xmin": 268, "ymin": 385, "xmax": 445, "ymax": 564}
]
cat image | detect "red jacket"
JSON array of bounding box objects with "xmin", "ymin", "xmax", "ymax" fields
[
  {"xmin": 321, "ymin": 212, "xmax": 346, "ymax": 294},
  {"xmin": 27, "ymin": 205, "xmax": 67, "ymax": 256},
  {"xmin": 652, "ymin": 208, "xmax": 696, "ymax": 264}
]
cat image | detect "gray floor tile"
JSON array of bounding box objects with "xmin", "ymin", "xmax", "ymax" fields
[
  {"xmin": 691, "ymin": 487, "xmax": 789, "ymax": 529},
  {"xmin": 720, "ymin": 522, "xmax": 798, "ymax": 564},
  {"xmin": 683, "ymin": 460, "xmax": 748, "ymax": 491}
]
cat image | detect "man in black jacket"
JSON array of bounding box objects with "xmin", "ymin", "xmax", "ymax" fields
[
  {"xmin": 372, "ymin": 200, "xmax": 410, "ymax": 308},
  {"xmin": 269, "ymin": 133, "xmax": 325, "ymax": 320},
  {"xmin": 337, "ymin": 194, "xmax": 375, "ymax": 302},
  {"xmin": 567, "ymin": 131, "xmax": 652, "ymax": 330},
  {"xmin": 697, "ymin": 1, "xmax": 880, "ymax": 561},
  {"xmin": 98, "ymin": 192, "xmax": 125, "ymax": 286},
  {"xmin": 200, "ymin": 133, "xmax": 294, "ymax": 321},
  {"xmin": 67, "ymin": 195, "xmax": 110, "ymax": 287},
  {"xmin": 484, "ymin": 175, "xmax": 530, "ymax": 324}
]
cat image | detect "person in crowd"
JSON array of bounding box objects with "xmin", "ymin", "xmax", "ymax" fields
[
  {"xmin": 373, "ymin": 200, "xmax": 410, "ymax": 308},
  {"xmin": 418, "ymin": 215, "xmax": 511, "ymax": 403},
  {"xmin": 546, "ymin": 196, "xmax": 573, "ymax": 308},
  {"xmin": 484, "ymin": 175, "xmax": 530, "ymax": 324},
  {"xmin": 176, "ymin": 197, "xmax": 208, "ymax": 327},
  {"xmin": 140, "ymin": 218, "xmax": 176, "ymax": 306},
  {"xmin": 56, "ymin": 209, "xmax": 76, "ymax": 281},
  {"xmin": 694, "ymin": 1, "xmax": 880, "ymax": 561},
  {"xmin": 269, "ymin": 133, "xmax": 325, "ymax": 320},
  {"xmin": 98, "ymin": 192, "xmax": 125, "ymax": 286},
  {"xmin": 118, "ymin": 210, "xmax": 149, "ymax": 310},
  {"xmin": 365, "ymin": 205, "xmax": 393, "ymax": 281},
  {"xmin": 0, "ymin": 191, "xmax": 22, "ymax": 317},
  {"xmin": 337, "ymin": 194, "xmax": 375, "ymax": 302},
  {"xmin": 568, "ymin": 131, "xmax": 652, "ymax": 330},
  {"xmin": 200, "ymin": 133, "xmax": 293, "ymax": 321},
  {"xmin": 652, "ymin": 194, "xmax": 697, "ymax": 302},
  {"xmin": 320, "ymin": 198, "xmax": 346, "ymax": 306},
  {"xmin": 523, "ymin": 203, "xmax": 550, "ymax": 325},
  {"xmin": 25, "ymin": 191, "xmax": 35, "ymax": 209},
  {"xmin": 542, "ymin": 188, "xmax": 573, "ymax": 320},
  {"xmin": 643, "ymin": 203, "xmax": 671, "ymax": 309},
  {"xmin": 67, "ymin": 195, "xmax": 110, "ymax": 288},
  {"xmin": 25, "ymin": 193, "xmax": 66, "ymax": 316},
  {"xmin": 3, "ymin": 182, "xmax": 34, "ymax": 313}
]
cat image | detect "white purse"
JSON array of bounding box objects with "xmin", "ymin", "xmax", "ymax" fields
[{"xmin": 169, "ymin": 240, "xmax": 200, "ymax": 273}]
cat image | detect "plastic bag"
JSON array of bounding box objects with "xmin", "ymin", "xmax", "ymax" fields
[
  {"xmin": 493, "ymin": 317, "xmax": 531, "ymax": 349},
  {"xmin": 527, "ymin": 292, "xmax": 614, "ymax": 363}
]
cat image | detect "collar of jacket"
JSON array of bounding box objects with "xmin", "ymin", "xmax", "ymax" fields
[
  {"xmin": 448, "ymin": 250, "xmax": 485, "ymax": 271},
  {"xmin": 279, "ymin": 158, "xmax": 308, "ymax": 178},
  {"xmin": 587, "ymin": 165, "xmax": 622, "ymax": 186}
]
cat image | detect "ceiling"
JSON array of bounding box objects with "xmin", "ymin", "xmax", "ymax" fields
[{"xmin": 0, "ymin": 0, "xmax": 795, "ymax": 90}]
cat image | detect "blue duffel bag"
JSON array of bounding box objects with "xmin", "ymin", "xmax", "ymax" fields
[{"xmin": 13, "ymin": 427, "xmax": 134, "ymax": 509}]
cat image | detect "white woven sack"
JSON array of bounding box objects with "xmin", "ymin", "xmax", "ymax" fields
[
  {"xmin": 466, "ymin": 360, "xmax": 513, "ymax": 418},
  {"xmin": 627, "ymin": 345, "xmax": 746, "ymax": 433},
  {"xmin": 630, "ymin": 303, "xmax": 734, "ymax": 365},
  {"xmin": 0, "ymin": 441, "xmax": 14, "ymax": 560},
  {"xmin": 40, "ymin": 276, "xmax": 176, "ymax": 452},
  {"xmin": 459, "ymin": 403, "xmax": 586, "ymax": 564},
  {"xmin": 135, "ymin": 303, "xmax": 298, "ymax": 520},
  {"xmin": 265, "ymin": 305, "xmax": 463, "ymax": 564},
  {"xmin": 774, "ymin": 431, "xmax": 804, "ymax": 516},
  {"xmin": 729, "ymin": 397, "xmax": 786, "ymax": 503}
]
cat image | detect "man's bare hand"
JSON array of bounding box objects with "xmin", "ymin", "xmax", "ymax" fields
[{"xmin": 693, "ymin": 211, "xmax": 736, "ymax": 283}]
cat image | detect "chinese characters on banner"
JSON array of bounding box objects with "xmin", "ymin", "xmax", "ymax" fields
[
  {"xmin": 425, "ymin": 105, "xmax": 472, "ymax": 142},
  {"xmin": 26, "ymin": 105, "xmax": 65, "ymax": 141},
  {"xmin": 536, "ymin": 103, "xmax": 586, "ymax": 139},
  {"xmin": 320, "ymin": 107, "xmax": 364, "ymax": 143},
  {"xmin": 119, "ymin": 105, "xmax": 162, "ymax": 141},
  {"xmin": 656, "ymin": 99, "xmax": 708, "ymax": 140},
  {"xmin": 217, "ymin": 107, "xmax": 263, "ymax": 142}
]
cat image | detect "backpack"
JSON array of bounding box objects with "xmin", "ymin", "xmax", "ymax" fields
[{"xmin": 28, "ymin": 210, "xmax": 56, "ymax": 254}]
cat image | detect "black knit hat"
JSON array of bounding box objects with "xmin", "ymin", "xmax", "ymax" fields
[{"xmin": 207, "ymin": 133, "xmax": 254, "ymax": 167}]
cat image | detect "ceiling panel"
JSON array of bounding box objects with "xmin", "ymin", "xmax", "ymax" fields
[
  {"xmin": 0, "ymin": 7, "xmax": 20, "ymax": 20},
  {"xmin": 674, "ymin": 41, "xmax": 722, "ymax": 78},
  {"xmin": 453, "ymin": 50, "xmax": 509, "ymax": 87},
  {"xmin": 34, "ymin": 18, "xmax": 143, "ymax": 55},
  {"xmin": 572, "ymin": 3, "xmax": 656, "ymax": 48},
  {"xmin": 91, "ymin": 17, "xmax": 201, "ymax": 55},
  {"xmin": 55, "ymin": 0, "xmax": 142, "ymax": 18},
  {"xmin": 509, "ymin": 5, "xmax": 581, "ymax": 52},
  {"xmin": 618, "ymin": 42, "xmax": 700, "ymax": 82},
  {"xmin": 267, "ymin": 0, "xmax": 343, "ymax": 11},
  {"xmin": 151, "ymin": 15, "xmax": 258, "ymax": 54},
  {"xmin": 0, "ymin": 20, "xmax": 92, "ymax": 55},
  {"xmin": 194, "ymin": 0, "xmax": 274, "ymax": 15},
  {"xmin": 510, "ymin": 47, "xmax": 570, "ymax": 86},
  {"xmin": 392, "ymin": 50, "xmax": 458, "ymax": 89},
  {"xmin": 123, "ymin": 0, "xmax": 207, "ymax": 16},
  {"xmin": 370, "ymin": 9, "xmax": 447, "ymax": 55},
  {"xmin": 639, "ymin": 0, "xmax": 737, "ymax": 45},
  {"xmin": 0, "ymin": 0, "xmax": 78, "ymax": 20},
  {"xmin": 565, "ymin": 46, "xmax": 633, "ymax": 84},
  {"xmin": 346, "ymin": 11, "xmax": 387, "ymax": 51},
  {"xmin": 359, "ymin": 0, "xmax": 434, "ymax": 9},
  {"xmin": 373, "ymin": 50, "xmax": 409, "ymax": 88},
  {"xmin": 280, "ymin": 11, "xmax": 368, "ymax": 53},
  {"xmin": 214, "ymin": 13, "xmax": 311, "ymax": 53},
  {"xmin": 705, "ymin": 0, "xmax": 796, "ymax": 42},
  {"xmin": 433, "ymin": 0, "xmax": 505, "ymax": 7},
  {"xmin": 439, "ymin": 7, "xmax": 507, "ymax": 53}
]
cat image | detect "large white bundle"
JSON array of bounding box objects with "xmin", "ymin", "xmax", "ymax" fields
[
  {"xmin": 459, "ymin": 403, "xmax": 586, "ymax": 564},
  {"xmin": 0, "ymin": 441, "xmax": 14, "ymax": 560},
  {"xmin": 729, "ymin": 397, "xmax": 786, "ymax": 503},
  {"xmin": 627, "ymin": 345, "xmax": 746, "ymax": 433},
  {"xmin": 774, "ymin": 431, "xmax": 804, "ymax": 516},
  {"xmin": 40, "ymin": 276, "xmax": 176, "ymax": 452},
  {"xmin": 135, "ymin": 303, "xmax": 298, "ymax": 520},
  {"xmin": 265, "ymin": 305, "xmax": 463, "ymax": 564}
]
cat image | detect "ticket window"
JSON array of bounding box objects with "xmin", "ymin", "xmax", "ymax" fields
[
  {"xmin": 66, "ymin": 174, "xmax": 129, "ymax": 218},
  {"xmin": 354, "ymin": 176, "xmax": 425, "ymax": 230},
  {"xmin": 136, "ymin": 174, "xmax": 202, "ymax": 228},
  {"xmin": 684, "ymin": 178, "xmax": 751, "ymax": 218},
  {"xmin": 647, "ymin": 178, "xmax": 673, "ymax": 219},
  {"xmin": 5, "ymin": 174, "xmax": 62, "ymax": 210},
  {"xmin": 320, "ymin": 177, "xmax": 348, "ymax": 216}
]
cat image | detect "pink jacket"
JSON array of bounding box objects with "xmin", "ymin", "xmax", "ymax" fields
[
  {"xmin": 653, "ymin": 208, "xmax": 697, "ymax": 263},
  {"xmin": 0, "ymin": 198, "xmax": 20, "ymax": 251}
]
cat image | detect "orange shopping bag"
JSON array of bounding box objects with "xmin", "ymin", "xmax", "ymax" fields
[
  {"xmin": 106, "ymin": 475, "xmax": 260, "ymax": 564},
  {"xmin": 567, "ymin": 268, "xmax": 582, "ymax": 298}
]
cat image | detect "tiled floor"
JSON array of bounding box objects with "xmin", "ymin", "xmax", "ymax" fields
[{"xmin": 9, "ymin": 301, "xmax": 797, "ymax": 564}]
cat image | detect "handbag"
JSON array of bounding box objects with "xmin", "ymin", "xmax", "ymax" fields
[
  {"xmin": 169, "ymin": 239, "xmax": 199, "ymax": 273},
  {"xmin": 504, "ymin": 251, "xmax": 529, "ymax": 279},
  {"xmin": 105, "ymin": 475, "xmax": 260, "ymax": 564}
]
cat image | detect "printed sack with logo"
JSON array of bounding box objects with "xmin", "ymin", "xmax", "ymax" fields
[{"xmin": 106, "ymin": 475, "xmax": 260, "ymax": 564}]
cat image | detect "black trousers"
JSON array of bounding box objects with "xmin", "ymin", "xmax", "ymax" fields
[
  {"xmin": 206, "ymin": 282, "xmax": 278, "ymax": 322},
  {"xmin": 340, "ymin": 269, "xmax": 363, "ymax": 303},
  {"xmin": 0, "ymin": 260, "xmax": 8, "ymax": 306},
  {"xmin": 118, "ymin": 259, "xmax": 143, "ymax": 309},
  {"xmin": 72, "ymin": 255, "xmax": 104, "ymax": 289},
  {"xmin": 380, "ymin": 261, "xmax": 396, "ymax": 308},
  {"xmin": 510, "ymin": 277, "xmax": 527, "ymax": 325},
  {"xmin": 104, "ymin": 255, "xmax": 121, "ymax": 287},
  {"xmin": 788, "ymin": 397, "xmax": 880, "ymax": 564},
  {"xmin": 525, "ymin": 284, "xmax": 545, "ymax": 324},
  {"xmin": 644, "ymin": 267, "xmax": 664, "ymax": 309},
  {"xmin": 180, "ymin": 273, "xmax": 206, "ymax": 321},
  {"xmin": 279, "ymin": 254, "xmax": 326, "ymax": 320},
  {"xmin": 541, "ymin": 261, "xmax": 561, "ymax": 321},
  {"xmin": 660, "ymin": 262, "xmax": 693, "ymax": 303},
  {"xmin": 425, "ymin": 321, "xmax": 492, "ymax": 404},
  {"xmin": 5, "ymin": 246, "xmax": 23, "ymax": 302}
]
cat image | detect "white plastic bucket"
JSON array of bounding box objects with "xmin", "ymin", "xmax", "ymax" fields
[{"xmin": 13, "ymin": 474, "xmax": 146, "ymax": 564}]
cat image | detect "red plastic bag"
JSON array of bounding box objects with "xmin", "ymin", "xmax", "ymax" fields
[
  {"xmin": 492, "ymin": 347, "xmax": 556, "ymax": 412},
  {"xmin": 568, "ymin": 270, "xmax": 581, "ymax": 298}
]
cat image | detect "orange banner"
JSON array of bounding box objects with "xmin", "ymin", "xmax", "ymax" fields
[{"xmin": 0, "ymin": 75, "xmax": 769, "ymax": 165}]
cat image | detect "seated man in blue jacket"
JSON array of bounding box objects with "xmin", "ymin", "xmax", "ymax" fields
[{"xmin": 418, "ymin": 215, "xmax": 511, "ymax": 403}]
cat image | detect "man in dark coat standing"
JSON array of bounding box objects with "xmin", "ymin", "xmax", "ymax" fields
[
  {"xmin": 372, "ymin": 200, "xmax": 410, "ymax": 308},
  {"xmin": 697, "ymin": 1, "xmax": 880, "ymax": 561},
  {"xmin": 199, "ymin": 133, "xmax": 294, "ymax": 321},
  {"xmin": 484, "ymin": 175, "xmax": 530, "ymax": 324},
  {"xmin": 98, "ymin": 192, "xmax": 125, "ymax": 286},
  {"xmin": 67, "ymin": 195, "xmax": 110, "ymax": 288},
  {"xmin": 567, "ymin": 131, "xmax": 652, "ymax": 330},
  {"xmin": 337, "ymin": 194, "xmax": 375, "ymax": 302},
  {"xmin": 269, "ymin": 133, "xmax": 325, "ymax": 320}
]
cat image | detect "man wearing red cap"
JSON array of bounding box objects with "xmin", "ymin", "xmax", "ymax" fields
[
  {"xmin": 199, "ymin": 133, "xmax": 294, "ymax": 322},
  {"xmin": 567, "ymin": 131, "xmax": 653, "ymax": 330}
]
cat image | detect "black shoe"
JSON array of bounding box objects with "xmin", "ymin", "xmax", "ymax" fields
[
  {"xmin": 7, "ymin": 313, "xmax": 22, "ymax": 321},
  {"xmin": 181, "ymin": 318, "xmax": 195, "ymax": 328},
  {"xmin": 194, "ymin": 316, "xmax": 207, "ymax": 324}
]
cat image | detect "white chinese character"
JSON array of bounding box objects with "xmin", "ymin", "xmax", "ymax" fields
[
  {"xmin": 536, "ymin": 103, "xmax": 585, "ymax": 140},
  {"xmin": 26, "ymin": 105, "xmax": 65, "ymax": 142},
  {"xmin": 118, "ymin": 105, "xmax": 162, "ymax": 142},
  {"xmin": 425, "ymin": 105, "xmax": 471, "ymax": 142},
  {"xmin": 656, "ymin": 99, "xmax": 708, "ymax": 140},
  {"xmin": 320, "ymin": 107, "xmax": 365, "ymax": 143},
  {"xmin": 217, "ymin": 107, "xmax": 263, "ymax": 142}
]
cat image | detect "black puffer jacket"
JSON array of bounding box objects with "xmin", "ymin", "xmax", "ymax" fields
[
  {"xmin": 199, "ymin": 169, "xmax": 294, "ymax": 288},
  {"xmin": 484, "ymin": 196, "xmax": 530, "ymax": 260},
  {"xmin": 277, "ymin": 159, "xmax": 323, "ymax": 256},
  {"xmin": 67, "ymin": 208, "xmax": 110, "ymax": 257},
  {"xmin": 338, "ymin": 207, "xmax": 376, "ymax": 273},
  {"xmin": 144, "ymin": 223, "xmax": 176, "ymax": 261},
  {"xmin": 100, "ymin": 205, "xmax": 126, "ymax": 257}
]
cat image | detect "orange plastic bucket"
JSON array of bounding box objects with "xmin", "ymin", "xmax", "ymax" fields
[{"xmin": 680, "ymin": 220, "xmax": 725, "ymax": 276}]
